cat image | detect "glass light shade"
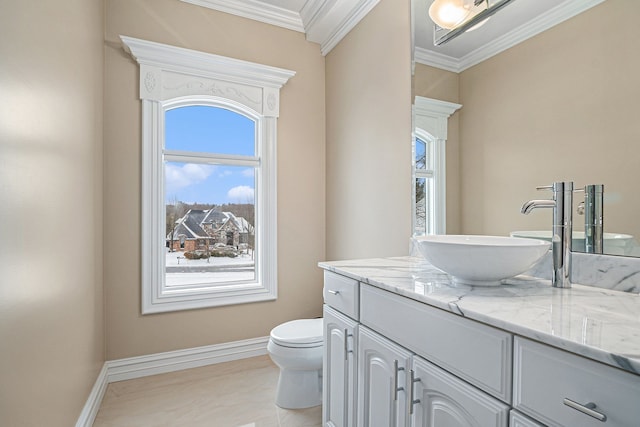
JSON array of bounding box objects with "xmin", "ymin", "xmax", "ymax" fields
[{"xmin": 428, "ymin": 0, "xmax": 474, "ymax": 30}]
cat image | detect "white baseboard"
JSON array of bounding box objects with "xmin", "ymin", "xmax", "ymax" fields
[
  {"xmin": 76, "ymin": 336, "xmax": 269, "ymax": 427},
  {"xmin": 75, "ymin": 364, "xmax": 109, "ymax": 427},
  {"xmin": 106, "ymin": 336, "xmax": 269, "ymax": 382}
]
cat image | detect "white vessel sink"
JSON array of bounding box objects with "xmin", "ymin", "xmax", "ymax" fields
[{"xmin": 414, "ymin": 235, "xmax": 550, "ymax": 286}]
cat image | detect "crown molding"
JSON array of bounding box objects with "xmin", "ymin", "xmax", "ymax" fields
[
  {"xmin": 302, "ymin": 0, "xmax": 381, "ymax": 55},
  {"xmin": 415, "ymin": 46, "xmax": 462, "ymax": 73},
  {"xmin": 180, "ymin": 0, "xmax": 305, "ymax": 32},
  {"xmin": 180, "ymin": 0, "xmax": 380, "ymax": 56},
  {"xmin": 416, "ymin": 0, "xmax": 606, "ymax": 73}
]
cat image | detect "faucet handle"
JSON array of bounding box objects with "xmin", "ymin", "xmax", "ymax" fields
[
  {"xmin": 536, "ymin": 185, "xmax": 554, "ymax": 191},
  {"xmin": 573, "ymin": 184, "xmax": 603, "ymax": 193}
]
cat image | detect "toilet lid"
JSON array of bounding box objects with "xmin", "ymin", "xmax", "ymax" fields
[{"xmin": 270, "ymin": 318, "xmax": 323, "ymax": 347}]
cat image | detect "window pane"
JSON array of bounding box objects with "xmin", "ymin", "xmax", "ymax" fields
[
  {"xmin": 165, "ymin": 106, "xmax": 256, "ymax": 156},
  {"xmin": 415, "ymin": 177, "xmax": 430, "ymax": 235},
  {"xmin": 165, "ymin": 162, "xmax": 256, "ymax": 287},
  {"xmin": 416, "ymin": 138, "xmax": 427, "ymax": 170}
]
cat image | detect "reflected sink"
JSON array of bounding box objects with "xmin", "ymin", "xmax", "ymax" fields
[
  {"xmin": 413, "ymin": 235, "xmax": 550, "ymax": 286},
  {"xmin": 510, "ymin": 230, "xmax": 635, "ymax": 255}
]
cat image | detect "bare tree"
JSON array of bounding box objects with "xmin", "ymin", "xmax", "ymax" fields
[{"xmin": 166, "ymin": 196, "xmax": 186, "ymax": 252}]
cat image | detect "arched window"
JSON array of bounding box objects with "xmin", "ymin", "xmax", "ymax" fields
[
  {"xmin": 122, "ymin": 36, "xmax": 294, "ymax": 313},
  {"xmin": 164, "ymin": 101, "xmax": 259, "ymax": 288}
]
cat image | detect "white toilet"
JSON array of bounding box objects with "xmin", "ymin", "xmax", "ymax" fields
[{"xmin": 267, "ymin": 318, "xmax": 324, "ymax": 409}]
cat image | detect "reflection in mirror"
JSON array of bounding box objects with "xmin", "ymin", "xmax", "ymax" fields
[
  {"xmin": 429, "ymin": 0, "xmax": 517, "ymax": 46},
  {"xmin": 412, "ymin": 97, "xmax": 461, "ymax": 236},
  {"xmin": 412, "ymin": 0, "xmax": 640, "ymax": 257}
]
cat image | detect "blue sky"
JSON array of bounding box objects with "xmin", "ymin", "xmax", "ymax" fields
[
  {"xmin": 164, "ymin": 106, "xmax": 256, "ymax": 205},
  {"xmin": 415, "ymin": 137, "xmax": 426, "ymax": 169}
]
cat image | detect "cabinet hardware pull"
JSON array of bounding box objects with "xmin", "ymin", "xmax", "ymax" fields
[
  {"xmin": 563, "ymin": 398, "xmax": 607, "ymax": 422},
  {"xmin": 327, "ymin": 289, "xmax": 340, "ymax": 295},
  {"xmin": 409, "ymin": 370, "xmax": 421, "ymax": 415},
  {"xmin": 393, "ymin": 360, "xmax": 405, "ymax": 401},
  {"xmin": 343, "ymin": 329, "xmax": 353, "ymax": 360}
]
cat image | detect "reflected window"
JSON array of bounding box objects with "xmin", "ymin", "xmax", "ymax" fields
[
  {"xmin": 414, "ymin": 136, "xmax": 434, "ymax": 235},
  {"xmin": 413, "ymin": 96, "xmax": 460, "ymax": 236}
]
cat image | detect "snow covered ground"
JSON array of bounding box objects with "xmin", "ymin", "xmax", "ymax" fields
[
  {"xmin": 165, "ymin": 249, "xmax": 254, "ymax": 267},
  {"xmin": 165, "ymin": 249, "xmax": 255, "ymax": 286}
]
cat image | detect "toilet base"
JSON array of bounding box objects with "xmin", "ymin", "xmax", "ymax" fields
[{"xmin": 275, "ymin": 368, "xmax": 322, "ymax": 409}]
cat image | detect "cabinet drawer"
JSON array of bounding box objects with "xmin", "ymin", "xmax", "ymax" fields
[
  {"xmin": 324, "ymin": 271, "xmax": 359, "ymax": 320},
  {"xmin": 360, "ymin": 284, "xmax": 512, "ymax": 402},
  {"xmin": 513, "ymin": 337, "xmax": 640, "ymax": 427}
]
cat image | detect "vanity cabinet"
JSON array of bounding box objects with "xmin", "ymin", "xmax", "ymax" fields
[
  {"xmin": 323, "ymin": 305, "xmax": 358, "ymax": 427},
  {"xmin": 322, "ymin": 268, "xmax": 640, "ymax": 427}
]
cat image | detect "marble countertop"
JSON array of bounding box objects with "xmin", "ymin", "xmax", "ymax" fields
[{"xmin": 319, "ymin": 256, "xmax": 640, "ymax": 376}]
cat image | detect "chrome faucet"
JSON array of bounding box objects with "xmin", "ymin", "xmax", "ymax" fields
[{"xmin": 521, "ymin": 181, "xmax": 574, "ymax": 288}]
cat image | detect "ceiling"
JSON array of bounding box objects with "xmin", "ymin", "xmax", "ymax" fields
[{"xmin": 181, "ymin": 0, "xmax": 605, "ymax": 71}]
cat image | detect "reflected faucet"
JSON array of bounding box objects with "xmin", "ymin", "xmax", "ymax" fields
[
  {"xmin": 576, "ymin": 184, "xmax": 604, "ymax": 254},
  {"xmin": 521, "ymin": 182, "xmax": 573, "ymax": 289}
]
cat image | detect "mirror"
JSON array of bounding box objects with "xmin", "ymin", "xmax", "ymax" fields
[{"xmin": 412, "ymin": 0, "xmax": 640, "ymax": 257}]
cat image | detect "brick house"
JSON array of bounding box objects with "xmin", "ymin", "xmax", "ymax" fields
[{"xmin": 166, "ymin": 208, "xmax": 253, "ymax": 252}]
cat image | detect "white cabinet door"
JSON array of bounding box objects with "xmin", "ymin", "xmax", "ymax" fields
[
  {"xmin": 411, "ymin": 356, "xmax": 509, "ymax": 427},
  {"xmin": 358, "ymin": 326, "xmax": 412, "ymax": 427},
  {"xmin": 324, "ymin": 305, "xmax": 358, "ymax": 427}
]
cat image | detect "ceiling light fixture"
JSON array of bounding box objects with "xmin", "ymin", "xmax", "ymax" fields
[
  {"xmin": 428, "ymin": 0, "xmax": 484, "ymax": 30},
  {"xmin": 428, "ymin": 0, "xmax": 516, "ymax": 46}
]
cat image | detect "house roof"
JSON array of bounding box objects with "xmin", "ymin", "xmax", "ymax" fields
[
  {"xmin": 169, "ymin": 209, "xmax": 208, "ymax": 239},
  {"xmin": 224, "ymin": 212, "xmax": 253, "ymax": 233},
  {"xmin": 168, "ymin": 208, "xmax": 252, "ymax": 240}
]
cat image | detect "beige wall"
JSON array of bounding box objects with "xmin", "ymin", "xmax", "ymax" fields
[
  {"xmin": 0, "ymin": 1, "xmax": 104, "ymax": 426},
  {"xmin": 325, "ymin": 0, "xmax": 413, "ymax": 260},
  {"xmin": 458, "ymin": 0, "xmax": 640, "ymax": 238},
  {"xmin": 413, "ymin": 63, "xmax": 462, "ymax": 233},
  {"xmin": 104, "ymin": 0, "xmax": 326, "ymax": 359}
]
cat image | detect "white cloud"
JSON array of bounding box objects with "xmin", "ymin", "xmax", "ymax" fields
[
  {"xmin": 241, "ymin": 168, "xmax": 255, "ymax": 178},
  {"xmin": 165, "ymin": 163, "xmax": 214, "ymax": 194},
  {"xmin": 227, "ymin": 185, "xmax": 255, "ymax": 203}
]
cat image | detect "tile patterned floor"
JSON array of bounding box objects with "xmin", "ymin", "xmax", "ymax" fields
[{"xmin": 93, "ymin": 355, "xmax": 322, "ymax": 426}]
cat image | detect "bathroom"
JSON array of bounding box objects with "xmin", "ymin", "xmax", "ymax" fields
[{"xmin": 1, "ymin": 0, "xmax": 638, "ymax": 426}]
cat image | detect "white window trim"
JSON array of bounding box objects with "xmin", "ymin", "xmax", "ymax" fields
[
  {"xmin": 121, "ymin": 36, "xmax": 295, "ymax": 314},
  {"xmin": 413, "ymin": 96, "xmax": 461, "ymax": 235}
]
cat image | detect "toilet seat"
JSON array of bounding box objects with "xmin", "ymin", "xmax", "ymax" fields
[{"xmin": 270, "ymin": 318, "xmax": 323, "ymax": 348}]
